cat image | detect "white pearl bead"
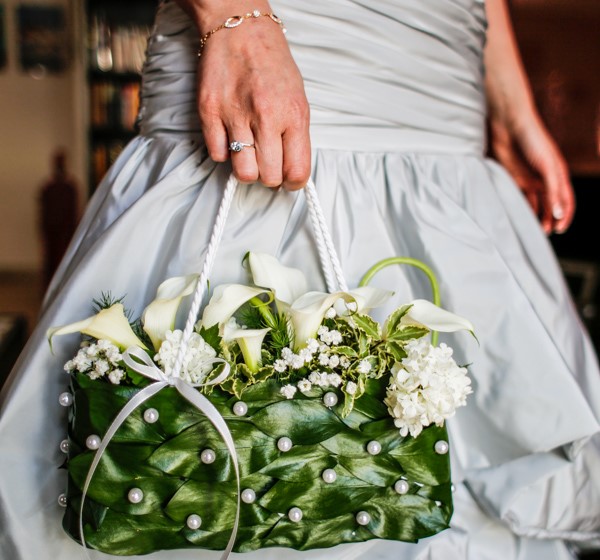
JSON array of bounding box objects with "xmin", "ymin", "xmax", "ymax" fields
[
  {"xmin": 86, "ymin": 435, "xmax": 101, "ymax": 450},
  {"xmin": 288, "ymin": 507, "xmax": 303, "ymax": 522},
  {"xmin": 366, "ymin": 440, "xmax": 382, "ymax": 455},
  {"xmin": 356, "ymin": 511, "xmax": 371, "ymax": 526},
  {"xmin": 127, "ymin": 488, "xmax": 144, "ymax": 504},
  {"xmin": 322, "ymin": 392, "xmax": 338, "ymax": 408},
  {"xmin": 59, "ymin": 439, "xmax": 70, "ymax": 454},
  {"xmin": 434, "ymin": 440, "xmax": 449, "ymax": 455},
  {"xmin": 58, "ymin": 392, "xmax": 73, "ymax": 407},
  {"xmin": 241, "ymin": 488, "xmax": 256, "ymax": 504},
  {"xmin": 186, "ymin": 514, "xmax": 202, "ymax": 530},
  {"xmin": 435, "ymin": 500, "xmax": 442, "ymax": 507},
  {"xmin": 143, "ymin": 408, "xmax": 159, "ymax": 424},
  {"xmin": 322, "ymin": 469, "xmax": 337, "ymax": 484},
  {"xmin": 233, "ymin": 401, "xmax": 248, "ymax": 417},
  {"xmin": 57, "ymin": 493, "xmax": 68, "ymax": 508},
  {"xmin": 200, "ymin": 449, "xmax": 216, "ymax": 464},
  {"xmin": 451, "ymin": 483, "xmax": 456, "ymax": 493},
  {"xmin": 394, "ymin": 479, "xmax": 410, "ymax": 495},
  {"xmin": 277, "ymin": 437, "xmax": 293, "ymax": 452}
]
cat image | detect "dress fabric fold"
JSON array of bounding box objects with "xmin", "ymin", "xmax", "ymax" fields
[{"xmin": 1, "ymin": 0, "xmax": 599, "ymax": 558}]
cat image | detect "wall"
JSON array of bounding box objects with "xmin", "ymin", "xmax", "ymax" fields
[{"xmin": 0, "ymin": 0, "xmax": 86, "ymax": 272}]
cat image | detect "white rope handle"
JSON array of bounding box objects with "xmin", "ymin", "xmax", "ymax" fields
[{"xmin": 172, "ymin": 174, "xmax": 346, "ymax": 378}]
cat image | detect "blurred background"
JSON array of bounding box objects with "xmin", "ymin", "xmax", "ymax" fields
[{"xmin": 0, "ymin": 0, "xmax": 599, "ymax": 383}]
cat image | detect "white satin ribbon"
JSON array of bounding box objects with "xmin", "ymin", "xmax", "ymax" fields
[{"xmin": 79, "ymin": 346, "xmax": 241, "ymax": 560}]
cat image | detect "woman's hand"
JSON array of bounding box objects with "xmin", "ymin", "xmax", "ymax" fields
[
  {"xmin": 488, "ymin": 113, "xmax": 575, "ymax": 235},
  {"xmin": 484, "ymin": 0, "xmax": 575, "ymax": 235},
  {"xmin": 177, "ymin": 1, "xmax": 311, "ymax": 191}
]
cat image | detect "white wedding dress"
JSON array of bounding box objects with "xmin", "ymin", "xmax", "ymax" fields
[{"xmin": 1, "ymin": 1, "xmax": 600, "ymax": 559}]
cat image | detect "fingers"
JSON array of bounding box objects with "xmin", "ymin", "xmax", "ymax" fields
[
  {"xmin": 226, "ymin": 124, "xmax": 259, "ymax": 184},
  {"xmin": 282, "ymin": 124, "xmax": 311, "ymax": 191},
  {"xmin": 254, "ymin": 126, "xmax": 283, "ymax": 188},
  {"xmin": 539, "ymin": 152, "xmax": 576, "ymax": 235}
]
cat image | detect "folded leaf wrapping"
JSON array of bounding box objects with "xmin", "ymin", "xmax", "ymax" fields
[{"xmin": 63, "ymin": 373, "xmax": 453, "ymax": 555}]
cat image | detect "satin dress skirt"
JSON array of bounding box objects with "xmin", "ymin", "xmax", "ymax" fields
[{"xmin": 1, "ymin": 1, "xmax": 599, "ymax": 559}]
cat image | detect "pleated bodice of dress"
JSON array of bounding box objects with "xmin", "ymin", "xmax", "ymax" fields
[{"xmin": 140, "ymin": 0, "xmax": 487, "ymax": 154}]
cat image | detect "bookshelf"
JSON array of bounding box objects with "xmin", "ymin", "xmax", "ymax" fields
[{"xmin": 85, "ymin": 0, "xmax": 157, "ymax": 192}]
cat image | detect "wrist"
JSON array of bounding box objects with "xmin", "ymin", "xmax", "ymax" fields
[{"xmin": 179, "ymin": 1, "xmax": 274, "ymax": 34}]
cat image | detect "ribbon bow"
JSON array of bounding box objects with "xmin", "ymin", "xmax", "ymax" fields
[{"xmin": 79, "ymin": 346, "xmax": 240, "ymax": 559}]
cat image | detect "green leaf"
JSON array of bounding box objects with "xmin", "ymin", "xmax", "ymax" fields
[
  {"xmin": 385, "ymin": 340, "xmax": 408, "ymax": 361},
  {"xmin": 250, "ymin": 399, "xmax": 344, "ymax": 444},
  {"xmin": 388, "ymin": 424, "xmax": 451, "ymax": 486},
  {"xmin": 384, "ymin": 304, "xmax": 412, "ymax": 338},
  {"xmin": 363, "ymin": 488, "xmax": 452, "ymax": 542},
  {"xmin": 352, "ymin": 314, "xmax": 381, "ymax": 339},
  {"xmin": 259, "ymin": 478, "xmax": 381, "ymax": 518},
  {"xmin": 331, "ymin": 345, "xmax": 358, "ymax": 358},
  {"xmin": 387, "ymin": 325, "xmax": 430, "ymax": 343},
  {"xmin": 259, "ymin": 445, "xmax": 337, "ymax": 482},
  {"xmin": 147, "ymin": 419, "xmax": 278, "ymax": 480},
  {"xmin": 338, "ymin": 454, "xmax": 404, "ymax": 487},
  {"xmin": 198, "ymin": 324, "xmax": 221, "ymax": 354}
]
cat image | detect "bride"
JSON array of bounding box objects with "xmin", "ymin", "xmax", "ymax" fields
[{"xmin": 1, "ymin": 0, "xmax": 599, "ymax": 558}]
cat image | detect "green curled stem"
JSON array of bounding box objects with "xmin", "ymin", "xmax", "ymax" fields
[{"xmin": 359, "ymin": 257, "xmax": 441, "ymax": 346}]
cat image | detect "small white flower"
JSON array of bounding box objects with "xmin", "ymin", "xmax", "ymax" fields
[
  {"xmin": 317, "ymin": 326, "xmax": 329, "ymax": 337},
  {"xmin": 95, "ymin": 360, "xmax": 110, "ymax": 375},
  {"xmin": 346, "ymin": 301, "xmax": 358, "ymax": 312},
  {"xmin": 328, "ymin": 373, "xmax": 342, "ymax": 387},
  {"xmin": 280, "ymin": 384, "xmax": 298, "ymax": 399},
  {"xmin": 328, "ymin": 355, "xmax": 340, "ymax": 369},
  {"xmin": 357, "ymin": 359, "xmax": 372, "ymax": 375},
  {"xmin": 297, "ymin": 379, "xmax": 312, "ymax": 393},
  {"xmin": 329, "ymin": 330, "xmax": 343, "ymax": 346},
  {"xmin": 306, "ymin": 338, "xmax": 320, "ymax": 353},
  {"xmin": 318, "ymin": 372, "xmax": 330, "ymax": 387},
  {"xmin": 319, "ymin": 344, "xmax": 329, "ymax": 354},
  {"xmin": 325, "ymin": 307, "xmax": 337, "ymax": 319},
  {"xmin": 318, "ymin": 353, "xmax": 330, "ymax": 367},
  {"xmin": 290, "ymin": 355, "xmax": 305, "ymax": 369},
  {"xmin": 281, "ymin": 347, "xmax": 294, "ymax": 364},
  {"xmin": 63, "ymin": 360, "xmax": 75, "ymax": 373},
  {"xmin": 274, "ymin": 359, "xmax": 287, "ymax": 373},
  {"xmin": 85, "ymin": 344, "xmax": 99, "ymax": 358},
  {"xmin": 308, "ymin": 372, "xmax": 321, "ymax": 385},
  {"xmin": 298, "ymin": 348, "xmax": 313, "ymax": 363},
  {"xmin": 108, "ymin": 368, "xmax": 125, "ymax": 385},
  {"xmin": 345, "ymin": 381, "xmax": 358, "ymax": 395},
  {"xmin": 340, "ymin": 356, "xmax": 351, "ymax": 369}
]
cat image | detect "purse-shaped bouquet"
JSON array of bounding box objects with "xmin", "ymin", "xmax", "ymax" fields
[{"xmin": 51, "ymin": 176, "xmax": 474, "ymax": 557}]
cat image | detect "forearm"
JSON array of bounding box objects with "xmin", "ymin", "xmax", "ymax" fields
[
  {"xmin": 174, "ymin": 0, "xmax": 273, "ymax": 32},
  {"xmin": 484, "ymin": 0, "xmax": 538, "ymax": 131}
]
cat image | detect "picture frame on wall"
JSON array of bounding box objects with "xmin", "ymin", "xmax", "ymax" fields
[
  {"xmin": 16, "ymin": 4, "xmax": 68, "ymax": 74},
  {"xmin": 0, "ymin": 4, "xmax": 7, "ymax": 70}
]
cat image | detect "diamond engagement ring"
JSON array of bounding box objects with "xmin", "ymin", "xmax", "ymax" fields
[{"xmin": 229, "ymin": 141, "xmax": 255, "ymax": 152}]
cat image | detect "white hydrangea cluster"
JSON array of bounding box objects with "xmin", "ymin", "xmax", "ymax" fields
[
  {"xmin": 155, "ymin": 330, "xmax": 217, "ymax": 384},
  {"xmin": 64, "ymin": 339, "xmax": 125, "ymax": 385},
  {"xmin": 384, "ymin": 338, "xmax": 472, "ymax": 438}
]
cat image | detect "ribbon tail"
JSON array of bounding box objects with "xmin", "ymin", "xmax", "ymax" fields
[
  {"xmin": 176, "ymin": 381, "xmax": 241, "ymax": 560},
  {"xmin": 79, "ymin": 382, "xmax": 168, "ymax": 554}
]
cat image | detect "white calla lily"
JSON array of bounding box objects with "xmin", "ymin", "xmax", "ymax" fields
[
  {"xmin": 248, "ymin": 252, "xmax": 308, "ymax": 312},
  {"xmin": 201, "ymin": 284, "xmax": 269, "ymax": 328},
  {"xmin": 142, "ymin": 274, "xmax": 198, "ymax": 350},
  {"xmin": 47, "ymin": 304, "xmax": 147, "ymax": 351},
  {"xmin": 402, "ymin": 299, "xmax": 475, "ymax": 333},
  {"xmin": 223, "ymin": 322, "xmax": 271, "ymax": 372},
  {"xmin": 289, "ymin": 291, "xmax": 355, "ymax": 349},
  {"xmin": 348, "ymin": 286, "xmax": 394, "ymax": 313}
]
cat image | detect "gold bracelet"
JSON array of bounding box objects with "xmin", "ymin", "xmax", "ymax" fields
[{"xmin": 198, "ymin": 10, "xmax": 287, "ymax": 56}]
